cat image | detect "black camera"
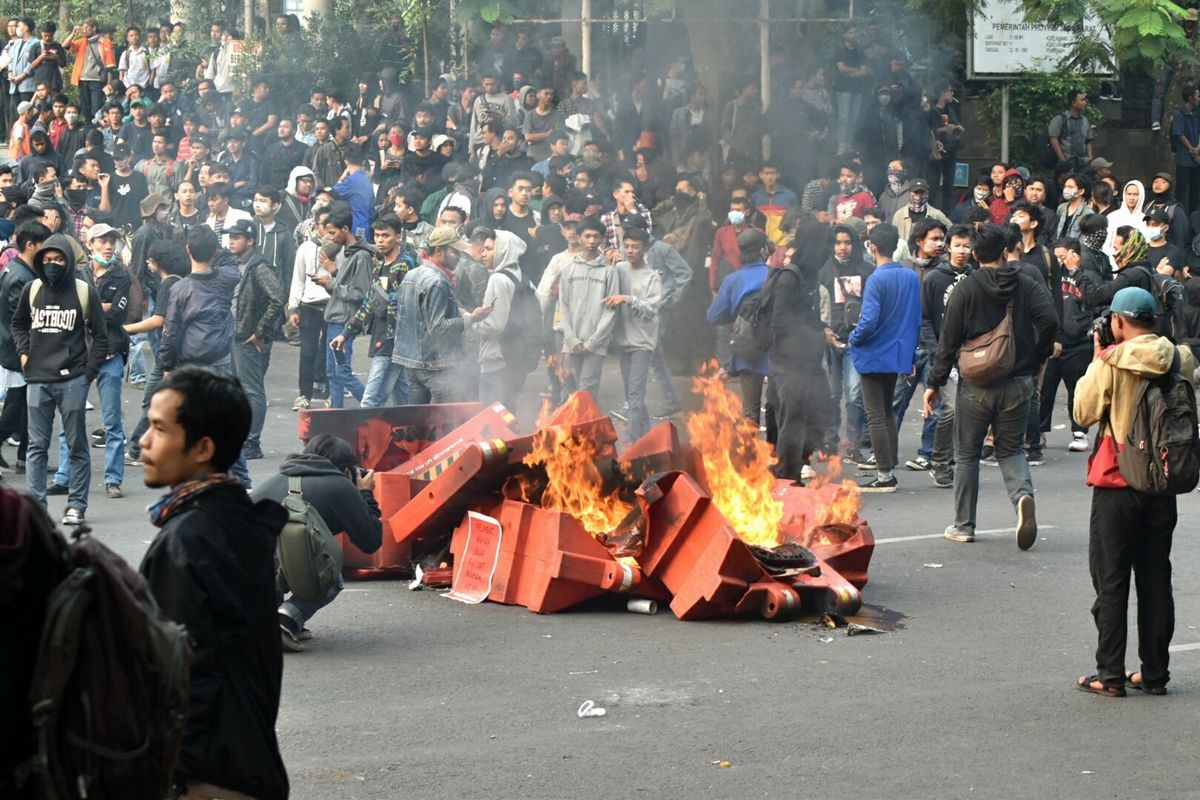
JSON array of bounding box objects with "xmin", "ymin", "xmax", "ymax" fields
[{"xmin": 1092, "ymin": 310, "xmax": 1115, "ymax": 348}]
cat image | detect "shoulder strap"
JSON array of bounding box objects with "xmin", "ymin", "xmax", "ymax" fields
[
  {"xmin": 29, "ymin": 277, "xmax": 41, "ymax": 304},
  {"xmin": 76, "ymin": 280, "xmax": 88, "ymax": 318},
  {"xmin": 287, "ymin": 475, "xmax": 303, "ymax": 496}
]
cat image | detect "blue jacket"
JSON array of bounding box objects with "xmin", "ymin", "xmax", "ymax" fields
[
  {"xmin": 391, "ymin": 261, "xmax": 466, "ymax": 370},
  {"xmin": 848, "ymin": 260, "xmax": 921, "ymax": 374},
  {"xmin": 158, "ymin": 250, "xmax": 239, "ymax": 371},
  {"xmin": 706, "ymin": 260, "xmax": 769, "ymax": 375}
]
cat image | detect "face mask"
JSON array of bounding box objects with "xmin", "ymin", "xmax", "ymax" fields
[
  {"xmin": 43, "ymin": 263, "xmax": 67, "ymax": 284},
  {"xmin": 64, "ymin": 112, "xmax": 78, "ymax": 124},
  {"xmin": 673, "ymin": 190, "xmax": 694, "ymax": 207},
  {"xmin": 1007, "ymin": 182, "xmax": 1024, "ymax": 199},
  {"xmin": 974, "ymin": 188, "xmax": 989, "ymax": 202},
  {"xmin": 1082, "ymin": 230, "xmax": 1107, "ymax": 252},
  {"xmin": 67, "ymin": 188, "xmax": 87, "ymax": 205},
  {"xmin": 1148, "ymin": 227, "xmax": 1165, "ymax": 241},
  {"xmin": 91, "ymin": 252, "xmax": 114, "ymax": 267},
  {"xmin": 877, "ymin": 94, "xmax": 891, "ymax": 106},
  {"xmin": 909, "ymin": 196, "xmax": 928, "ymax": 214},
  {"xmin": 727, "ymin": 210, "xmax": 745, "ymax": 226},
  {"xmin": 1061, "ymin": 188, "xmax": 1077, "ymax": 201},
  {"xmin": 839, "ymin": 178, "xmax": 855, "ymax": 192}
]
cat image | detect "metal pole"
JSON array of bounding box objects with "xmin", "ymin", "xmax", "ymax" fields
[
  {"xmin": 760, "ymin": 0, "xmax": 770, "ymax": 158},
  {"xmin": 1001, "ymin": 83, "xmax": 1009, "ymax": 163},
  {"xmin": 581, "ymin": 0, "xmax": 592, "ymax": 78}
]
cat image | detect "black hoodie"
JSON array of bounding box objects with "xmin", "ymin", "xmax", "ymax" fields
[
  {"xmin": 10, "ymin": 234, "xmax": 107, "ymax": 383},
  {"xmin": 251, "ymin": 454, "xmax": 382, "ymax": 555},
  {"xmin": 929, "ymin": 263, "xmax": 1058, "ymax": 388},
  {"xmin": 921, "ymin": 258, "xmax": 975, "ymax": 346},
  {"xmin": 818, "ymin": 225, "xmax": 873, "ymax": 338}
]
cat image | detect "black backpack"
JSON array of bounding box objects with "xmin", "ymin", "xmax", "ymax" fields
[
  {"xmin": 19, "ymin": 520, "xmax": 190, "ymax": 799},
  {"xmin": 730, "ymin": 265, "xmax": 799, "ymax": 362},
  {"xmin": 1136, "ymin": 265, "xmax": 1190, "ymax": 342},
  {"xmin": 1113, "ymin": 348, "xmax": 1200, "ymax": 495},
  {"xmin": 498, "ymin": 267, "xmax": 543, "ymax": 374}
]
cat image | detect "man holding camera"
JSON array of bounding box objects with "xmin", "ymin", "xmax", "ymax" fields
[{"xmin": 1072, "ymin": 287, "xmax": 1197, "ymax": 697}]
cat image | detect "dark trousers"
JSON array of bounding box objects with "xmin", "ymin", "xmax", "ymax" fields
[
  {"xmin": 770, "ymin": 363, "xmax": 830, "ymax": 481},
  {"xmin": 738, "ymin": 372, "xmax": 764, "ymax": 424},
  {"xmin": 0, "ymin": 384, "xmax": 28, "ymax": 461},
  {"xmin": 860, "ymin": 372, "xmax": 899, "ymax": 472},
  {"xmin": 1089, "ymin": 487, "xmax": 1176, "ymax": 688},
  {"xmin": 78, "ymin": 80, "xmax": 105, "ymax": 123},
  {"xmin": 931, "ymin": 153, "xmax": 959, "ymax": 212},
  {"xmin": 298, "ymin": 303, "xmax": 328, "ymax": 399},
  {"xmin": 128, "ymin": 359, "xmax": 164, "ymax": 458},
  {"xmin": 1025, "ymin": 364, "xmax": 1045, "ymax": 449},
  {"xmin": 1175, "ymin": 162, "xmax": 1200, "ymax": 214},
  {"xmin": 1039, "ymin": 346, "xmax": 1090, "ymax": 433}
]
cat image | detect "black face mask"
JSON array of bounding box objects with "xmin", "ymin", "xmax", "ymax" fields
[
  {"xmin": 42, "ymin": 263, "xmax": 68, "ymax": 285},
  {"xmin": 673, "ymin": 191, "xmax": 694, "ymax": 207},
  {"xmin": 67, "ymin": 188, "xmax": 87, "ymax": 205}
]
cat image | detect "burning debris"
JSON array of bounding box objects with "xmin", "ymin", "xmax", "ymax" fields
[{"xmin": 299, "ymin": 377, "xmax": 875, "ymax": 621}]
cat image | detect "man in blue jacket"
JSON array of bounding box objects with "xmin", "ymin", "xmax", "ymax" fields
[
  {"xmin": 706, "ymin": 228, "xmax": 770, "ymax": 421},
  {"xmin": 849, "ymin": 223, "xmax": 921, "ymax": 492}
]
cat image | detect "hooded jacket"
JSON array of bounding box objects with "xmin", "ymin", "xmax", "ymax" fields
[
  {"xmin": 1105, "ymin": 180, "xmax": 1148, "ymax": 256},
  {"xmin": 233, "ymin": 251, "xmax": 286, "ymax": 343},
  {"xmin": 819, "ymin": 228, "xmax": 873, "ymax": 338},
  {"xmin": 158, "ymin": 249, "xmax": 239, "ymax": 371},
  {"xmin": 0, "ymin": 254, "xmax": 36, "ymax": 370},
  {"xmin": 558, "ymin": 251, "xmax": 619, "ymax": 355},
  {"xmin": 929, "ymin": 263, "xmax": 1058, "ymax": 388},
  {"xmin": 921, "ymin": 258, "xmax": 975, "ymax": 347},
  {"xmin": 278, "ymin": 165, "xmax": 314, "ymax": 236},
  {"xmin": 138, "ymin": 483, "xmax": 289, "ymax": 800},
  {"xmin": 1074, "ymin": 334, "xmax": 1198, "ymax": 488},
  {"xmin": 251, "ymin": 454, "xmax": 382, "ymax": 556},
  {"xmin": 10, "ymin": 235, "xmax": 107, "ymax": 383},
  {"xmin": 475, "ymin": 230, "xmax": 527, "ymax": 373},
  {"xmin": 1144, "ymin": 176, "xmax": 1191, "ymax": 251},
  {"xmin": 324, "ymin": 239, "xmax": 374, "ymax": 325},
  {"xmin": 849, "ymin": 260, "xmax": 922, "ymax": 374}
]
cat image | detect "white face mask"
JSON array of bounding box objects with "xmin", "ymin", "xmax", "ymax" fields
[
  {"xmin": 1062, "ymin": 188, "xmax": 1077, "ymax": 201},
  {"xmin": 1147, "ymin": 226, "xmax": 1165, "ymax": 241}
]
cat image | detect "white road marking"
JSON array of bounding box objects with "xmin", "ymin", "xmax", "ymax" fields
[{"xmin": 874, "ymin": 526, "xmax": 1059, "ymax": 544}]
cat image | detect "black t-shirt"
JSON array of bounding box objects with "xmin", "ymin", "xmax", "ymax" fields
[
  {"xmin": 833, "ymin": 43, "xmax": 866, "ymax": 94},
  {"xmin": 32, "ymin": 40, "xmax": 65, "ymax": 91},
  {"xmin": 155, "ymin": 273, "xmax": 181, "ymax": 316},
  {"xmin": 108, "ymin": 169, "xmax": 149, "ymax": 230},
  {"xmin": 1148, "ymin": 242, "xmax": 1186, "ymax": 273},
  {"xmin": 118, "ymin": 121, "xmax": 154, "ymax": 160},
  {"xmin": 500, "ymin": 210, "xmax": 537, "ymax": 248}
]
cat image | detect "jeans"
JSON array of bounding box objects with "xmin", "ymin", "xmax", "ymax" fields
[
  {"xmin": 407, "ymin": 365, "xmax": 467, "ymax": 404},
  {"xmin": 95, "ymin": 356, "xmax": 126, "ymax": 487},
  {"xmin": 27, "ymin": 377, "xmax": 90, "ymax": 512},
  {"xmin": 952, "ymin": 376, "xmax": 1034, "ymax": 534},
  {"xmin": 128, "ymin": 332, "xmax": 149, "ymax": 382},
  {"xmin": 1039, "ymin": 346, "xmax": 1090, "ymax": 434},
  {"xmin": 362, "ymin": 355, "xmax": 409, "ymax": 407},
  {"xmin": 931, "ymin": 373, "xmax": 958, "ymax": 468},
  {"xmin": 568, "ymin": 351, "xmax": 605, "ymax": 401},
  {"xmin": 0, "ymin": 383, "xmax": 27, "ymax": 461},
  {"xmin": 860, "ymin": 372, "xmax": 899, "ymax": 472},
  {"xmin": 835, "ymin": 91, "xmax": 863, "ymax": 154},
  {"xmin": 279, "ymin": 571, "xmax": 343, "ymax": 625},
  {"xmin": 479, "ymin": 365, "xmax": 526, "ymax": 415},
  {"xmin": 619, "ymin": 349, "xmax": 653, "ymax": 441},
  {"xmin": 1025, "ymin": 364, "xmax": 1045, "ymax": 450},
  {"xmin": 325, "ymin": 323, "xmax": 364, "ymax": 409},
  {"xmin": 650, "ymin": 310, "xmax": 681, "ymax": 409},
  {"xmin": 129, "ymin": 359, "xmax": 165, "ymax": 458},
  {"xmin": 79, "ymin": 79, "xmax": 105, "ymax": 122},
  {"xmin": 232, "ymin": 341, "xmax": 269, "ymax": 449},
  {"xmin": 770, "ymin": 363, "xmax": 831, "ymax": 481},
  {"xmin": 825, "ymin": 345, "xmax": 867, "ymax": 450},
  {"xmin": 297, "ymin": 303, "xmax": 327, "ymax": 399},
  {"xmin": 892, "ymin": 349, "xmax": 937, "ymax": 460},
  {"xmin": 1088, "ymin": 487, "xmax": 1176, "ymax": 688}
]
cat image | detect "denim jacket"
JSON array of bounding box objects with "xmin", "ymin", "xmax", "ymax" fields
[{"xmin": 390, "ymin": 261, "xmax": 467, "ymax": 370}]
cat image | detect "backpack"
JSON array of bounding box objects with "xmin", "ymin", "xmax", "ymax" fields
[
  {"xmin": 497, "ymin": 267, "xmax": 543, "ymax": 374},
  {"xmin": 276, "ymin": 475, "xmax": 343, "ymax": 604},
  {"xmin": 730, "ymin": 264, "xmax": 799, "ymax": 362},
  {"xmin": 1042, "ymin": 112, "xmax": 1068, "ymax": 168},
  {"xmin": 1135, "ymin": 265, "xmax": 1189, "ymax": 342},
  {"xmin": 125, "ymin": 269, "xmax": 145, "ymax": 324},
  {"xmin": 1113, "ymin": 349, "xmax": 1200, "ymax": 495},
  {"xmin": 957, "ymin": 297, "xmax": 1015, "ymax": 385},
  {"xmin": 20, "ymin": 518, "xmax": 190, "ymax": 799}
]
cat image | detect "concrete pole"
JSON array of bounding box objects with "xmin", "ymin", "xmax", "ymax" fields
[
  {"xmin": 581, "ymin": 0, "xmax": 592, "ymax": 78},
  {"xmin": 760, "ymin": 0, "xmax": 770, "ymax": 159},
  {"xmin": 302, "ymin": 0, "xmax": 332, "ymax": 27},
  {"xmin": 1001, "ymin": 83, "xmax": 1010, "ymax": 163}
]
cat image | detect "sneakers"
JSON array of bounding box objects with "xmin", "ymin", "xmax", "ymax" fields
[
  {"xmin": 980, "ymin": 444, "xmax": 999, "ymax": 467},
  {"xmin": 105, "ymin": 484, "xmax": 124, "ymax": 499},
  {"xmin": 1152, "ymin": 121, "xmax": 1162, "ymax": 132},
  {"xmin": 1068, "ymin": 432, "xmax": 1090, "ymax": 452},
  {"xmin": 292, "ymin": 395, "xmax": 310, "ymax": 411},
  {"xmin": 905, "ymin": 455, "xmax": 930, "ymax": 471},
  {"xmin": 1026, "ymin": 448, "xmax": 1044, "ymax": 466},
  {"xmin": 944, "ymin": 525, "xmax": 975, "ymax": 543},
  {"xmin": 930, "ymin": 465, "xmax": 954, "ymax": 488},
  {"xmin": 279, "ymin": 609, "xmax": 305, "ymax": 652},
  {"xmin": 800, "ymin": 464, "xmax": 817, "ymax": 481},
  {"xmin": 14, "ymin": 459, "xmax": 24, "ymax": 474},
  {"xmin": 62, "ymin": 507, "xmax": 84, "ymax": 526},
  {"xmin": 1016, "ymin": 494, "xmax": 1037, "ymax": 550},
  {"xmin": 859, "ymin": 476, "xmax": 897, "ymax": 492},
  {"xmin": 125, "ymin": 452, "xmax": 143, "ymax": 467},
  {"xmin": 856, "ymin": 453, "xmax": 877, "ymax": 472},
  {"xmin": 243, "ymin": 443, "xmax": 265, "ymax": 460},
  {"xmin": 45, "ymin": 482, "xmax": 69, "ymax": 496}
]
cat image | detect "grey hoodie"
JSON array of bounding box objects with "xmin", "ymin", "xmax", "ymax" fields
[
  {"xmin": 476, "ymin": 230, "xmax": 527, "ymax": 373},
  {"xmin": 324, "ymin": 239, "xmax": 374, "ymax": 325},
  {"xmin": 559, "ymin": 251, "xmax": 619, "ymax": 355},
  {"xmin": 613, "ymin": 260, "xmax": 662, "ymax": 352}
]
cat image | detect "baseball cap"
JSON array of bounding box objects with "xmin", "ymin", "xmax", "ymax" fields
[
  {"xmin": 426, "ymin": 226, "xmax": 470, "ymax": 252},
  {"xmin": 1110, "ymin": 287, "xmax": 1158, "ymax": 322},
  {"xmin": 112, "ymin": 143, "xmax": 132, "ymax": 160},
  {"xmin": 86, "ymin": 223, "xmax": 121, "ymax": 241},
  {"xmin": 1144, "ymin": 208, "xmax": 1173, "ymax": 226},
  {"xmin": 1154, "ymin": 172, "xmax": 1173, "ymax": 184},
  {"xmin": 16, "ymin": 101, "xmax": 32, "ymax": 115},
  {"xmin": 736, "ymin": 228, "xmax": 769, "ymax": 252},
  {"xmin": 411, "ymin": 126, "xmax": 433, "ymax": 139},
  {"xmin": 191, "ymin": 134, "xmax": 210, "ymax": 148},
  {"xmin": 909, "ymin": 178, "xmax": 930, "ymax": 193},
  {"xmin": 224, "ymin": 218, "xmax": 256, "ymax": 239},
  {"xmin": 140, "ymin": 194, "xmax": 170, "ymax": 217},
  {"xmin": 130, "ymin": 98, "xmax": 148, "ymax": 108},
  {"xmin": 1089, "ymin": 157, "xmax": 1114, "ymax": 170}
]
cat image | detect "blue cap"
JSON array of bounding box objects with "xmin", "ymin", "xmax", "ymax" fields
[{"xmin": 1110, "ymin": 286, "xmax": 1157, "ymax": 322}]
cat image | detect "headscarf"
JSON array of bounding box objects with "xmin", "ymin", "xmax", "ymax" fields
[
  {"xmin": 1106, "ymin": 179, "xmax": 1148, "ymax": 259},
  {"xmin": 1114, "ymin": 228, "xmax": 1148, "ymax": 269}
]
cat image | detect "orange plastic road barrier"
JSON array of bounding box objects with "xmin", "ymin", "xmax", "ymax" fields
[
  {"xmin": 339, "ymin": 470, "xmax": 423, "ymax": 579},
  {"xmin": 449, "ymin": 499, "xmax": 642, "ymax": 613},
  {"xmin": 395, "ymin": 403, "xmax": 519, "ymax": 480},
  {"xmin": 635, "ymin": 471, "xmax": 796, "ymax": 621},
  {"xmin": 807, "ymin": 521, "xmax": 875, "ymax": 591},
  {"xmin": 617, "ymin": 421, "xmax": 683, "ymax": 480},
  {"xmin": 298, "ymin": 403, "xmax": 483, "ymax": 472},
  {"xmin": 776, "ymin": 560, "xmax": 864, "ymax": 616}
]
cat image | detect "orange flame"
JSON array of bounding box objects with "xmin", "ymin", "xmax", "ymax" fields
[
  {"xmin": 685, "ymin": 362, "xmax": 784, "ymax": 548},
  {"xmin": 775, "ymin": 455, "xmax": 863, "ymax": 545}
]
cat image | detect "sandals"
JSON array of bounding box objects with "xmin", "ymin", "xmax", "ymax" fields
[
  {"xmin": 1125, "ymin": 671, "xmax": 1169, "ymax": 696},
  {"xmin": 1076, "ymin": 675, "xmax": 1126, "ymax": 697}
]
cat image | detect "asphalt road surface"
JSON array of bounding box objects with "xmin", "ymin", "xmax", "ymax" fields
[{"xmin": 16, "ymin": 341, "xmax": 1199, "ymax": 800}]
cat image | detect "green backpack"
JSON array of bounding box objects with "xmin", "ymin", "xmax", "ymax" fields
[{"xmin": 276, "ymin": 476, "xmax": 344, "ymax": 603}]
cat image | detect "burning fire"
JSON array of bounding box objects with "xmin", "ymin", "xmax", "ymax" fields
[
  {"xmin": 521, "ymin": 397, "xmax": 634, "ymax": 536},
  {"xmin": 776, "ymin": 455, "xmax": 863, "ymax": 546},
  {"xmin": 685, "ymin": 363, "xmax": 784, "ymax": 548}
]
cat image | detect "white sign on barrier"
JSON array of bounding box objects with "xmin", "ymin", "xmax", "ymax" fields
[{"xmin": 968, "ymin": 0, "xmax": 1113, "ymax": 79}]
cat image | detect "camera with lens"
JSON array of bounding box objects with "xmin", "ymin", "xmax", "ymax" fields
[{"xmin": 1091, "ymin": 310, "xmax": 1115, "ymax": 348}]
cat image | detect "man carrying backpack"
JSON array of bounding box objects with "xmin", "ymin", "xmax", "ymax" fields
[
  {"xmin": 706, "ymin": 228, "xmax": 770, "ymax": 423},
  {"xmin": 1072, "ymin": 287, "xmax": 1198, "ymax": 697},
  {"xmin": 137, "ymin": 367, "xmax": 289, "ymax": 799},
  {"xmin": 252, "ymin": 433, "xmax": 382, "ymax": 652}
]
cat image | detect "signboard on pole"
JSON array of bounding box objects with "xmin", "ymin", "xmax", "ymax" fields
[{"xmin": 967, "ymin": 0, "xmax": 1113, "ymax": 79}]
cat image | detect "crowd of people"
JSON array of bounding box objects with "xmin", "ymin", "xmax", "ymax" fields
[{"xmin": 1, "ymin": 13, "xmax": 1197, "ymax": 799}]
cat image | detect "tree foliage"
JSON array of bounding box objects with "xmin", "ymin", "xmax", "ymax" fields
[{"xmin": 982, "ymin": 71, "xmax": 1104, "ymax": 168}]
